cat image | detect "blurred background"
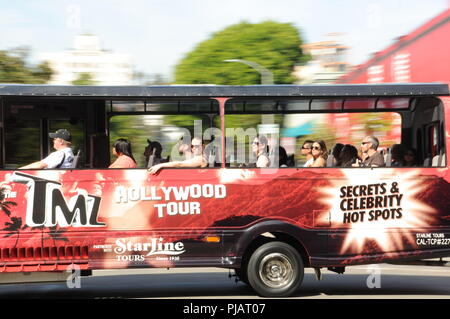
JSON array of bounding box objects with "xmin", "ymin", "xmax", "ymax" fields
[{"xmin": 1, "ymin": 0, "xmax": 449, "ymax": 167}]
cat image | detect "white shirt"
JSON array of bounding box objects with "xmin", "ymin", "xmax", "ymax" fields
[
  {"xmin": 304, "ymin": 158, "xmax": 314, "ymax": 167},
  {"xmin": 42, "ymin": 148, "xmax": 74, "ymax": 169}
]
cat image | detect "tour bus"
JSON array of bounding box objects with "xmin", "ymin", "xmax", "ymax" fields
[{"xmin": 0, "ymin": 83, "xmax": 448, "ymax": 297}]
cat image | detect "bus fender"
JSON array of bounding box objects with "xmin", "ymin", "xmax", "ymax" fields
[{"xmin": 229, "ymin": 219, "xmax": 310, "ymax": 265}]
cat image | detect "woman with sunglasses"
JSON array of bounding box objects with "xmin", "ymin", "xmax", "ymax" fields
[
  {"xmin": 148, "ymin": 137, "xmax": 207, "ymax": 174},
  {"xmin": 301, "ymin": 140, "xmax": 314, "ymax": 167},
  {"xmin": 307, "ymin": 140, "xmax": 328, "ymax": 167},
  {"xmin": 252, "ymin": 135, "xmax": 270, "ymax": 168}
]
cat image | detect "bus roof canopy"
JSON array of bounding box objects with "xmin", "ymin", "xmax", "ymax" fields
[{"xmin": 0, "ymin": 83, "xmax": 448, "ymax": 98}]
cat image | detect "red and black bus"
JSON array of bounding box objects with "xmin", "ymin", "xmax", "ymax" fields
[{"xmin": 0, "ymin": 83, "xmax": 448, "ymax": 297}]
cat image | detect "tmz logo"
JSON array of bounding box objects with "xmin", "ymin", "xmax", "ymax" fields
[{"xmin": 12, "ymin": 172, "xmax": 105, "ymax": 228}]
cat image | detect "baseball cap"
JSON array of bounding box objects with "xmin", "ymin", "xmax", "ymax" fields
[{"xmin": 49, "ymin": 129, "xmax": 72, "ymax": 142}]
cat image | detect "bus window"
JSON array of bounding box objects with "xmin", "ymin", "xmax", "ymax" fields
[
  {"xmin": 5, "ymin": 118, "xmax": 40, "ymax": 168},
  {"xmin": 109, "ymin": 114, "xmax": 213, "ymax": 168},
  {"xmin": 222, "ymin": 105, "xmax": 401, "ymax": 168}
]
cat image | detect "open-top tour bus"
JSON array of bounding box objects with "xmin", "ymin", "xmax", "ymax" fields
[{"xmin": 0, "ymin": 83, "xmax": 448, "ymax": 297}]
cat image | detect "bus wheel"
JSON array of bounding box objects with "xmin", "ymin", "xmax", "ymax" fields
[{"xmin": 247, "ymin": 241, "xmax": 304, "ymax": 297}]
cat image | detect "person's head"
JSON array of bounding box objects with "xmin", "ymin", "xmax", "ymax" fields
[
  {"xmin": 279, "ymin": 146, "xmax": 288, "ymax": 167},
  {"xmin": 339, "ymin": 144, "xmax": 358, "ymax": 167},
  {"xmin": 331, "ymin": 143, "xmax": 344, "ymax": 165},
  {"xmin": 49, "ymin": 129, "xmax": 72, "ymax": 151},
  {"xmin": 404, "ymin": 148, "xmax": 417, "ymax": 166},
  {"xmin": 312, "ymin": 140, "xmax": 328, "ymax": 160},
  {"xmin": 391, "ymin": 144, "xmax": 405, "ymax": 164},
  {"xmin": 178, "ymin": 136, "xmax": 192, "ymax": 155},
  {"xmin": 113, "ymin": 138, "xmax": 136, "ymax": 163},
  {"xmin": 190, "ymin": 137, "xmax": 204, "ymax": 156},
  {"xmin": 301, "ymin": 140, "xmax": 314, "ymax": 158},
  {"xmin": 144, "ymin": 139, "xmax": 162, "ymax": 159},
  {"xmin": 361, "ymin": 135, "xmax": 379, "ymax": 154},
  {"xmin": 252, "ymin": 134, "xmax": 268, "ymax": 155}
]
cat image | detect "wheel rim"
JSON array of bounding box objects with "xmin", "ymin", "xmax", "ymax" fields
[{"xmin": 258, "ymin": 253, "xmax": 294, "ymax": 288}]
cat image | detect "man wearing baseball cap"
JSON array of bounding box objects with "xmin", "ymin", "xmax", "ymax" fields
[{"xmin": 20, "ymin": 129, "xmax": 75, "ymax": 169}]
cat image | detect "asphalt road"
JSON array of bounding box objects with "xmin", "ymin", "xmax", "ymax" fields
[{"xmin": 0, "ymin": 264, "xmax": 449, "ymax": 299}]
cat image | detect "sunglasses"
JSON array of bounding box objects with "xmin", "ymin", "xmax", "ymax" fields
[
  {"xmin": 361, "ymin": 142, "xmax": 370, "ymax": 145},
  {"xmin": 302, "ymin": 146, "xmax": 311, "ymax": 150},
  {"xmin": 191, "ymin": 144, "xmax": 202, "ymax": 149},
  {"xmin": 252, "ymin": 141, "xmax": 259, "ymax": 145},
  {"xmin": 312, "ymin": 146, "xmax": 321, "ymax": 151}
]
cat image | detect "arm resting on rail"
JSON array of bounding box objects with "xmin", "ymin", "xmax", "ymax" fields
[{"xmin": 148, "ymin": 156, "xmax": 206, "ymax": 174}]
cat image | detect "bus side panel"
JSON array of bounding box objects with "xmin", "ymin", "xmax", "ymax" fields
[
  {"xmin": 0, "ymin": 168, "xmax": 330, "ymax": 271},
  {"xmin": 0, "ymin": 166, "xmax": 448, "ymax": 272}
]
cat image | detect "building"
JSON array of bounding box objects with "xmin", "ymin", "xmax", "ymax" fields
[
  {"xmin": 293, "ymin": 33, "xmax": 352, "ymax": 84},
  {"xmin": 41, "ymin": 35, "xmax": 133, "ymax": 85},
  {"xmin": 336, "ymin": 8, "xmax": 450, "ymax": 84},
  {"xmin": 331, "ymin": 8, "xmax": 450, "ymax": 147}
]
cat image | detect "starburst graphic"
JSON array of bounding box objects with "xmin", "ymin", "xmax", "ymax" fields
[{"xmin": 319, "ymin": 169, "xmax": 437, "ymax": 254}]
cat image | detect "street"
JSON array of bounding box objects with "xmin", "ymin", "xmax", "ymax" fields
[{"xmin": 0, "ymin": 264, "xmax": 448, "ymax": 299}]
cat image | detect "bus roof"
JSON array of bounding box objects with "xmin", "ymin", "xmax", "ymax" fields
[{"xmin": 0, "ymin": 83, "xmax": 448, "ymax": 98}]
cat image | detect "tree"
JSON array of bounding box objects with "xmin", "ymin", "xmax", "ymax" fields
[
  {"xmin": 71, "ymin": 72, "xmax": 95, "ymax": 85},
  {"xmin": 0, "ymin": 47, "xmax": 53, "ymax": 84},
  {"xmin": 174, "ymin": 21, "xmax": 309, "ymax": 85}
]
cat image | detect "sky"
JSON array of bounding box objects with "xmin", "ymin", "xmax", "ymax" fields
[{"xmin": 0, "ymin": 0, "xmax": 448, "ymax": 81}]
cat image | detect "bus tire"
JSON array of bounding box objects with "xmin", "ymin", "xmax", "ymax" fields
[{"xmin": 247, "ymin": 241, "xmax": 304, "ymax": 297}]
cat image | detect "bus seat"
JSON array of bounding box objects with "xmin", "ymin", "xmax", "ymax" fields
[
  {"xmin": 208, "ymin": 146, "xmax": 216, "ymax": 167},
  {"xmin": 385, "ymin": 153, "xmax": 392, "ymax": 167},
  {"xmin": 326, "ymin": 154, "xmax": 334, "ymax": 167},
  {"xmin": 147, "ymin": 154, "xmax": 156, "ymax": 168},
  {"xmin": 71, "ymin": 150, "xmax": 81, "ymax": 168},
  {"xmin": 432, "ymin": 155, "xmax": 440, "ymax": 167},
  {"xmin": 161, "ymin": 155, "xmax": 170, "ymax": 163},
  {"xmin": 423, "ymin": 157, "xmax": 430, "ymax": 167},
  {"xmin": 437, "ymin": 151, "xmax": 445, "ymax": 167},
  {"xmin": 383, "ymin": 148, "xmax": 391, "ymax": 167}
]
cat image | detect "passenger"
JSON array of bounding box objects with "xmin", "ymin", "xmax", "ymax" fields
[
  {"xmin": 252, "ymin": 135, "xmax": 270, "ymax": 168},
  {"xmin": 20, "ymin": 129, "xmax": 74, "ymax": 169},
  {"xmin": 360, "ymin": 136, "xmax": 385, "ymax": 167},
  {"xmin": 330, "ymin": 143, "xmax": 344, "ymax": 167},
  {"xmin": 109, "ymin": 138, "xmax": 137, "ymax": 168},
  {"xmin": 403, "ymin": 148, "xmax": 418, "ymax": 167},
  {"xmin": 308, "ymin": 140, "xmax": 327, "ymax": 167},
  {"xmin": 144, "ymin": 139, "xmax": 163, "ymax": 167},
  {"xmin": 148, "ymin": 137, "xmax": 207, "ymax": 174},
  {"xmin": 338, "ymin": 144, "xmax": 359, "ymax": 167},
  {"xmin": 301, "ymin": 140, "xmax": 314, "ymax": 167},
  {"xmin": 391, "ymin": 144, "xmax": 405, "ymax": 167},
  {"xmin": 279, "ymin": 146, "xmax": 288, "ymax": 168}
]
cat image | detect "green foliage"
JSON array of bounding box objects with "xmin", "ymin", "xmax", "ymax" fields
[
  {"xmin": 0, "ymin": 47, "xmax": 53, "ymax": 84},
  {"xmin": 175, "ymin": 21, "xmax": 308, "ymax": 85},
  {"xmin": 71, "ymin": 72, "xmax": 95, "ymax": 85}
]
